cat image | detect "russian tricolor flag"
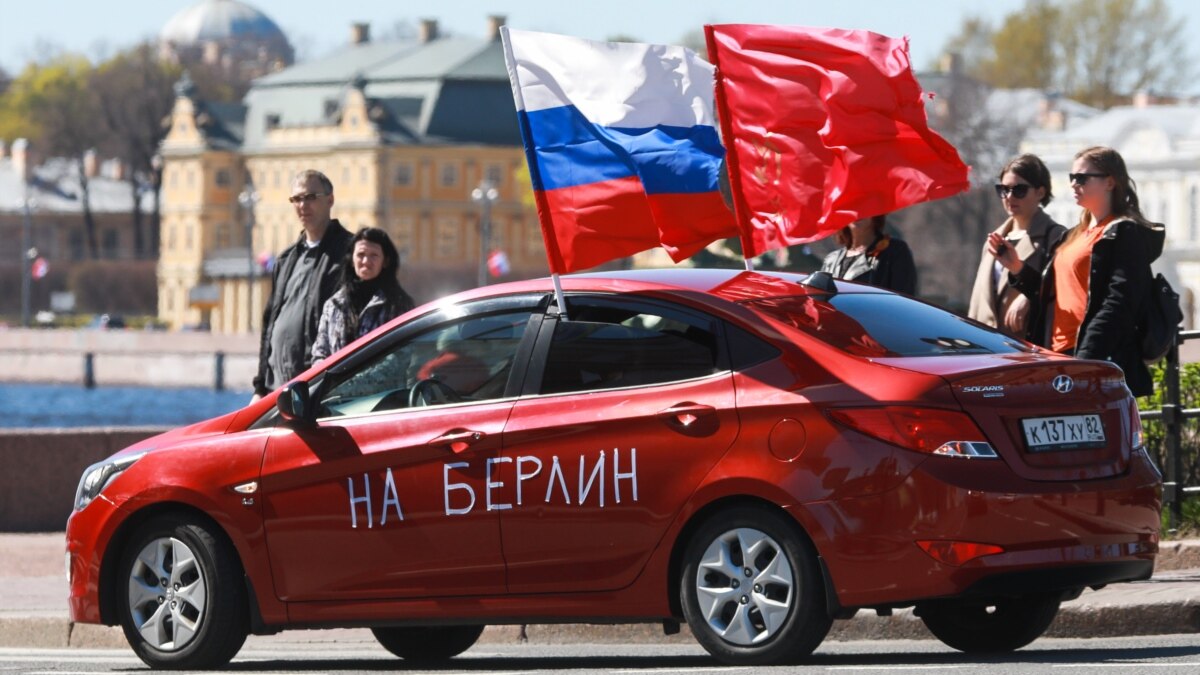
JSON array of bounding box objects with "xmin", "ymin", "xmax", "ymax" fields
[{"xmin": 501, "ymin": 28, "xmax": 737, "ymax": 274}]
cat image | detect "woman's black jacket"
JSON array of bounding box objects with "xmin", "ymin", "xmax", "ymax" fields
[{"xmin": 1012, "ymin": 218, "xmax": 1165, "ymax": 397}]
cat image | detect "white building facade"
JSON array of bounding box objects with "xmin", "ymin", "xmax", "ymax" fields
[{"xmin": 1022, "ymin": 100, "xmax": 1200, "ymax": 328}]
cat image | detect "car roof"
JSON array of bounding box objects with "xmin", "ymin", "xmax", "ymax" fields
[{"xmin": 439, "ymin": 268, "xmax": 886, "ymax": 308}]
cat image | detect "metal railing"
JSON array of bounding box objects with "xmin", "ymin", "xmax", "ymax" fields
[
  {"xmin": 2, "ymin": 348, "xmax": 254, "ymax": 391},
  {"xmin": 1139, "ymin": 329, "xmax": 1200, "ymax": 531}
]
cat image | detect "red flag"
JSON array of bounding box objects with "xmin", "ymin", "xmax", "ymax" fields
[{"xmin": 705, "ymin": 24, "xmax": 970, "ymax": 259}]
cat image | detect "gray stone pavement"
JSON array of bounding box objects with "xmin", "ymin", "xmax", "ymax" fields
[{"xmin": 2, "ymin": 533, "xmax": 1198, "ymax": 650}]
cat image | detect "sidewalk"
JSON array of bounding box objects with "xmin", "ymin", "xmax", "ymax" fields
[{"xmin": 2, "ymin": 533, "xmax": 1198, "ymax": 649}]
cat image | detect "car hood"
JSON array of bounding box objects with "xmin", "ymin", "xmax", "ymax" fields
[{"xmin": 112, "ymin": 410, "xmax": 241, "ymax": 459}]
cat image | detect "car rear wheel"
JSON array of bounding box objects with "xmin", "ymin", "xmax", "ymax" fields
[
  {"xmin": 118, "ymin": 516, "xmax": 248, "ymax": 669},
  {"xmin": 918, "ymin": 594, "xmax": 1061, "ymax": 652},
  {"xmin": 371, "ymin": 625, "xmax": 485, "ymax": 662},
  {"xmin": 680, "ymin": 506, "xmax": 831, "ymax": 665}
]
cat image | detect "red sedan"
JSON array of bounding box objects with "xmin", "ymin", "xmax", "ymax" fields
[{"xmin": 66, "ymin": 269, "xmax": 1161, "ymax": 669}]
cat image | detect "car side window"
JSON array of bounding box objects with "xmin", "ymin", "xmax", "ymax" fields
[
  {"xmin": 318, "ymin": 311, "xmax": 532, "ymax": 417},
  {"xmin": 539, "ymin": 302, "xmax": 720, "ymax": 395}
]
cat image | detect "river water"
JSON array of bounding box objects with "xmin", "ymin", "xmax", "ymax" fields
[{"xmin": 0, "ymin": 383, "xmax": 252, "ymax": 428}]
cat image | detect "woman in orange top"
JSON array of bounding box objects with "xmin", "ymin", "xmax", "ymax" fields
[{"xmin": 996, "ymin": 146, "xmax": 1164, "ymax": 397}]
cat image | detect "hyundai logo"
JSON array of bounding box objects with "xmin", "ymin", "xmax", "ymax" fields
[{"xmin": 1052, "ymin": 375, "xmax": 1074, "ymax": 394}]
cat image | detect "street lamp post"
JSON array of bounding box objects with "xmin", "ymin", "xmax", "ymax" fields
[
  {"xmin": 471, "ymin": 180, "xmax": 499, "ymax": 287},
  {"xmin": 20, "ymin": 189, "xmax": 36, "ymax": 328},
  {"xmin": 238, "ymin": 186, "xmax": 261, "ymax": 333}
]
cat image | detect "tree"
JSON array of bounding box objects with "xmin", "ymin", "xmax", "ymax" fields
[
  {"xmin": 92, "ymin": 44, "xmax": 181, "ymax": 257},
  {"xmin": 942, "ymin": 0, "xmax": 1189, "ymax": 108},
  {"xmin": 2, "ymin": 55, "xmax": 106, "ymax": 258}
]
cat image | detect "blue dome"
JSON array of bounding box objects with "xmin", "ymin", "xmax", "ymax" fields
[{"xmin": 160, "ymin": 0, "xmax": 288, "ymax": 45}]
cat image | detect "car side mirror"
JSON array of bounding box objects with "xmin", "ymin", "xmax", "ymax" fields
[{"xmin": 276, "ymin": 382, "xmax": 314, "ymax": 427}]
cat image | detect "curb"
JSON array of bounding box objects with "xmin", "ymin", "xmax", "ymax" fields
[
  {"xmin": 3, "ymin": 600, "xmax": 1198, "ymax": 651},
  {"xmin": 3, "ymin": 538, "xmax": 1197, "ymax": 651}
]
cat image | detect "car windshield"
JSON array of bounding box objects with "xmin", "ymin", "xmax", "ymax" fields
[{"xmin": 745, "ymin": 292, "xmax": 1033, "ymax": 357}]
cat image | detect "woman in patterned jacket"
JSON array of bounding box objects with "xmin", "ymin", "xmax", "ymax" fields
[{"xmin": 312, "ymin": 227, "xmax": 414, "ymax": 361}]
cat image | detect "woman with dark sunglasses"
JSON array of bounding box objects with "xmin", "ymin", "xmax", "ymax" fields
[
  {"xmin": 1002, "ymin": 146, "xmax": 1164, "ymax": 397},
  {"xmin": 968, "ymin": 154, "xmax": 1066, "ymax": 337}
]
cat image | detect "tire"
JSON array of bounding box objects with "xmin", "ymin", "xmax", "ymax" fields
[
  {"xmin": 371, "ymin": 625, "xmax": 485, "ymax": 662},
  {"xmin": 680, "ymin": 505, "xmax": 832, "ymax": 665},
  {"xmin": 118, "ymin": 515, "xmax": 249, "ymax": 670},
  {"xmin": 918, "ymin": 594, "xmax": 1061, "ymax": 652}
]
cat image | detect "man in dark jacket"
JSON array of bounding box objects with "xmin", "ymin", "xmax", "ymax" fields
[{"xmin": 252, "ymin": 169, "xmax": 353, "ymax": 400}]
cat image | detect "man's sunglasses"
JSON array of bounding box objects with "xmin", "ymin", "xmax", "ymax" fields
[
  {"xmin": 1068, "ymin": 172, "xmax": 1108, "ymax": 185},
  {"xmin": 994, "ymin": 183, "xmax": 1032, "ymax": 199},
  {"xmin": 288, "ymin": 192, "xmax": 329, "ymax": 205}
]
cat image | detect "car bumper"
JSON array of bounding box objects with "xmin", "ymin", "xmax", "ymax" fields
[
  {"xmin": 795, "ymin": 448, "xmax": 1162, "ymax": 609},
  {"xmin": 65, "ymin": 496, "xmax": 126, "ymax": 625}
]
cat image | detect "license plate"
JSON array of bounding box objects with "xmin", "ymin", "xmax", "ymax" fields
[{"xmin": 1021, "ymin": 414, "xmax": 1105, "ymax": 452}]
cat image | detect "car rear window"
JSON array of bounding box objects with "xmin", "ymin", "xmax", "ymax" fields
[{"xmin": 745, "ymin": 293, "xmax": 1032, "ymax": 357}]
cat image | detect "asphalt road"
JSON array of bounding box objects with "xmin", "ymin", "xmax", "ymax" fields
[{"xmin": 3, "ymin": 635, "xmax": 1200, "ymax": 674}]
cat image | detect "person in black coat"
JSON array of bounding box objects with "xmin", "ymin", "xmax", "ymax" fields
[
  {"xmin": 252, "ymin": 169, "xmax": 354, "ymax": 400},
  {"xmin": 998, "ymin": 146, "xmax": 1164, "ymax": 397},
  {"xmin": 820, "ymin": 214, "xmax": 917, "ymax": 294}
]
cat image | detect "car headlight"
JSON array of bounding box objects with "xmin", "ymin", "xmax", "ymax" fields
[{"xmin": 74, "ymin": 453, "xmax": 145, "ymax": 511}]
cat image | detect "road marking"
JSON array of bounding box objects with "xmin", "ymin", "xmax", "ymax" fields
[
  {"xmin": 611, "ymin": 669, "xmax": 747, "ymax": 674},
  {"xmin": 1053, "ymin": 664, "xmax": 1200, "ymax": 668},
  {"xmin": 830, "ymin": 662, "xmax": 969, "ymax": 667}
]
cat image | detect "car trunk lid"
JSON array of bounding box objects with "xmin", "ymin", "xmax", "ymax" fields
[{"xmin": 877, "ymin": 355, "xmax": 1134, "ymax": 481}]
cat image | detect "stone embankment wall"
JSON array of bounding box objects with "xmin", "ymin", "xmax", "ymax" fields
[
  {"xmin": 0, "ymin": 328, "xmax": 257, "ymax": 388},
  {"xmin": 0, "ymin": 428, "xmax": 166, "ymax": 531}
]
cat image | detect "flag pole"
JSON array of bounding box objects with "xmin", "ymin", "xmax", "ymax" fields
[{"xmin": 551, "ymin": 273, "xmax": 568, "ymax": 320}]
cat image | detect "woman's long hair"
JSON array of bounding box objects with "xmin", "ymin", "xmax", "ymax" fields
[
  {"xmin": 340, "ymin": 227, "xmax": 414, "ymax": 343},
  {"xmin": 1063, "ymin": 146, "xmax": 1147, "ymax": 245}
]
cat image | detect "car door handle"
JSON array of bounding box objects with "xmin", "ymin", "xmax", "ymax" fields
[
  {"xmin": 428, "ymin": 429, "xmax": 486, "ymax": 453},
  {"xmin": 657, "ymin": 402, "xmax": 715, "ymax": 428}
]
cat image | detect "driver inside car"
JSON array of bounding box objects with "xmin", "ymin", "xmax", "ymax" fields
[{"xmin": 413, "ymin": 328, "xmax": 491, "ymax": 401}]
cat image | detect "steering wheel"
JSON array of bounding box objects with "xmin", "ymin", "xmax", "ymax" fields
[{"xmin": 408, "ymin": 378, "xmax": 464, "ymax": 408}]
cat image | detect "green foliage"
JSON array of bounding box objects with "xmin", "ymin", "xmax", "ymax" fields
[
  {"xmin": 1161, "ymin": 496, "xmax": 1200, "ymax": 538},
  {"xmin": 1139, "ymin": 360, "xmax": 1200, "ymax": 534},
  {"xmin": 0, "ymin": 54, "xmax": 101, "ymax": 155},
  {"xmin": 941, "ymin": 0, "xmax": 1190, "ymax": 108}
]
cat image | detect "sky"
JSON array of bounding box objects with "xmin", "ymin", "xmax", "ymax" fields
[{"xmin": 3, "ymin": 1, "xmax": 1198, "ymax": 85}]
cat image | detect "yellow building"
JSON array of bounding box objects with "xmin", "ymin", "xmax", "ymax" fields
[{"xmin": 157, "ymin": 17, "xmax": 544, "ymax": 333}]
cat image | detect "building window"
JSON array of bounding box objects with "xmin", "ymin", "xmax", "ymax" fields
[
  {"xmin": 440, "ymin": 163, "xmax": 459, "ymax": 188},
  {"xmin": 265, "ymin": 113, "xmax": 281, "ymax": 129},
  {"xmin": 435, "ymin": 216, "xmax": 459, "ymax": 259},
  {"xmin": 186, "ymin": 225, "xmax": 194, "ymax": 250},
  {"xmin": 69, "ymin": 230, "xmax": 85, "ymax": 260},
  {"xmin": 485, "ymin": 163, "xmax": 503, "ymax": 187},
  {"xmin": 360, "ymin": 165, "xmax": 369, "ymax": 185},
  {"xmin": 395, "ymin": 162, "xmax": 413, "ymax": 186},
  {"xmin": 102, "ymin": 229, "xmax": 119, "ymax": 259},
  {"xmin": 525, "ymin": 220, "xmax": 543, "ymax": 257},
  {"xmin": 391, "ymin": 216, "xmax": 414, "ymax": 254},
  {"xmin": 215, "ymin": 169, "xmax": 231, "ymax": 187},
  {"xmin": 1190, "ymin": 185, "xmax": 1198, "ymax": 242},
  {"xmin": 214, "ymin": 223, "xmax": 230, "ymax": 249}
]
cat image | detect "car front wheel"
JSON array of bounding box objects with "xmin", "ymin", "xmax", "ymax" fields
[
  {"xmin": 680, "ymin": 505, "xmax": 831, "ymax": 665},
  {"xmin": 918, "ymin": 594, "xmax": 1061, "ymax": 652},
  {"xmin": 118, "ymin": 516, "xmax": 248, "ymax": 669},
  {"xmin": 371, "ymin": 625, "xmax": 485, "ymax": 662}
]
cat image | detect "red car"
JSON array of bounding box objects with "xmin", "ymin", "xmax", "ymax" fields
[{"xmin": 66, "ymin": 269, "xmax": 1161, "ymax": 669}]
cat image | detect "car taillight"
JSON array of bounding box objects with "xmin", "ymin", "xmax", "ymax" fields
[
  {"xmin": 827, "ymin": 406, "xmax": 997, "ymax": 458},
  {"xmin": 1127, "ymin": 397, "xmax": 1144, "ymax": 449},
  {"xmin": 916, "ymin": 539, "xmax": 1005, "ymax": 566}
]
